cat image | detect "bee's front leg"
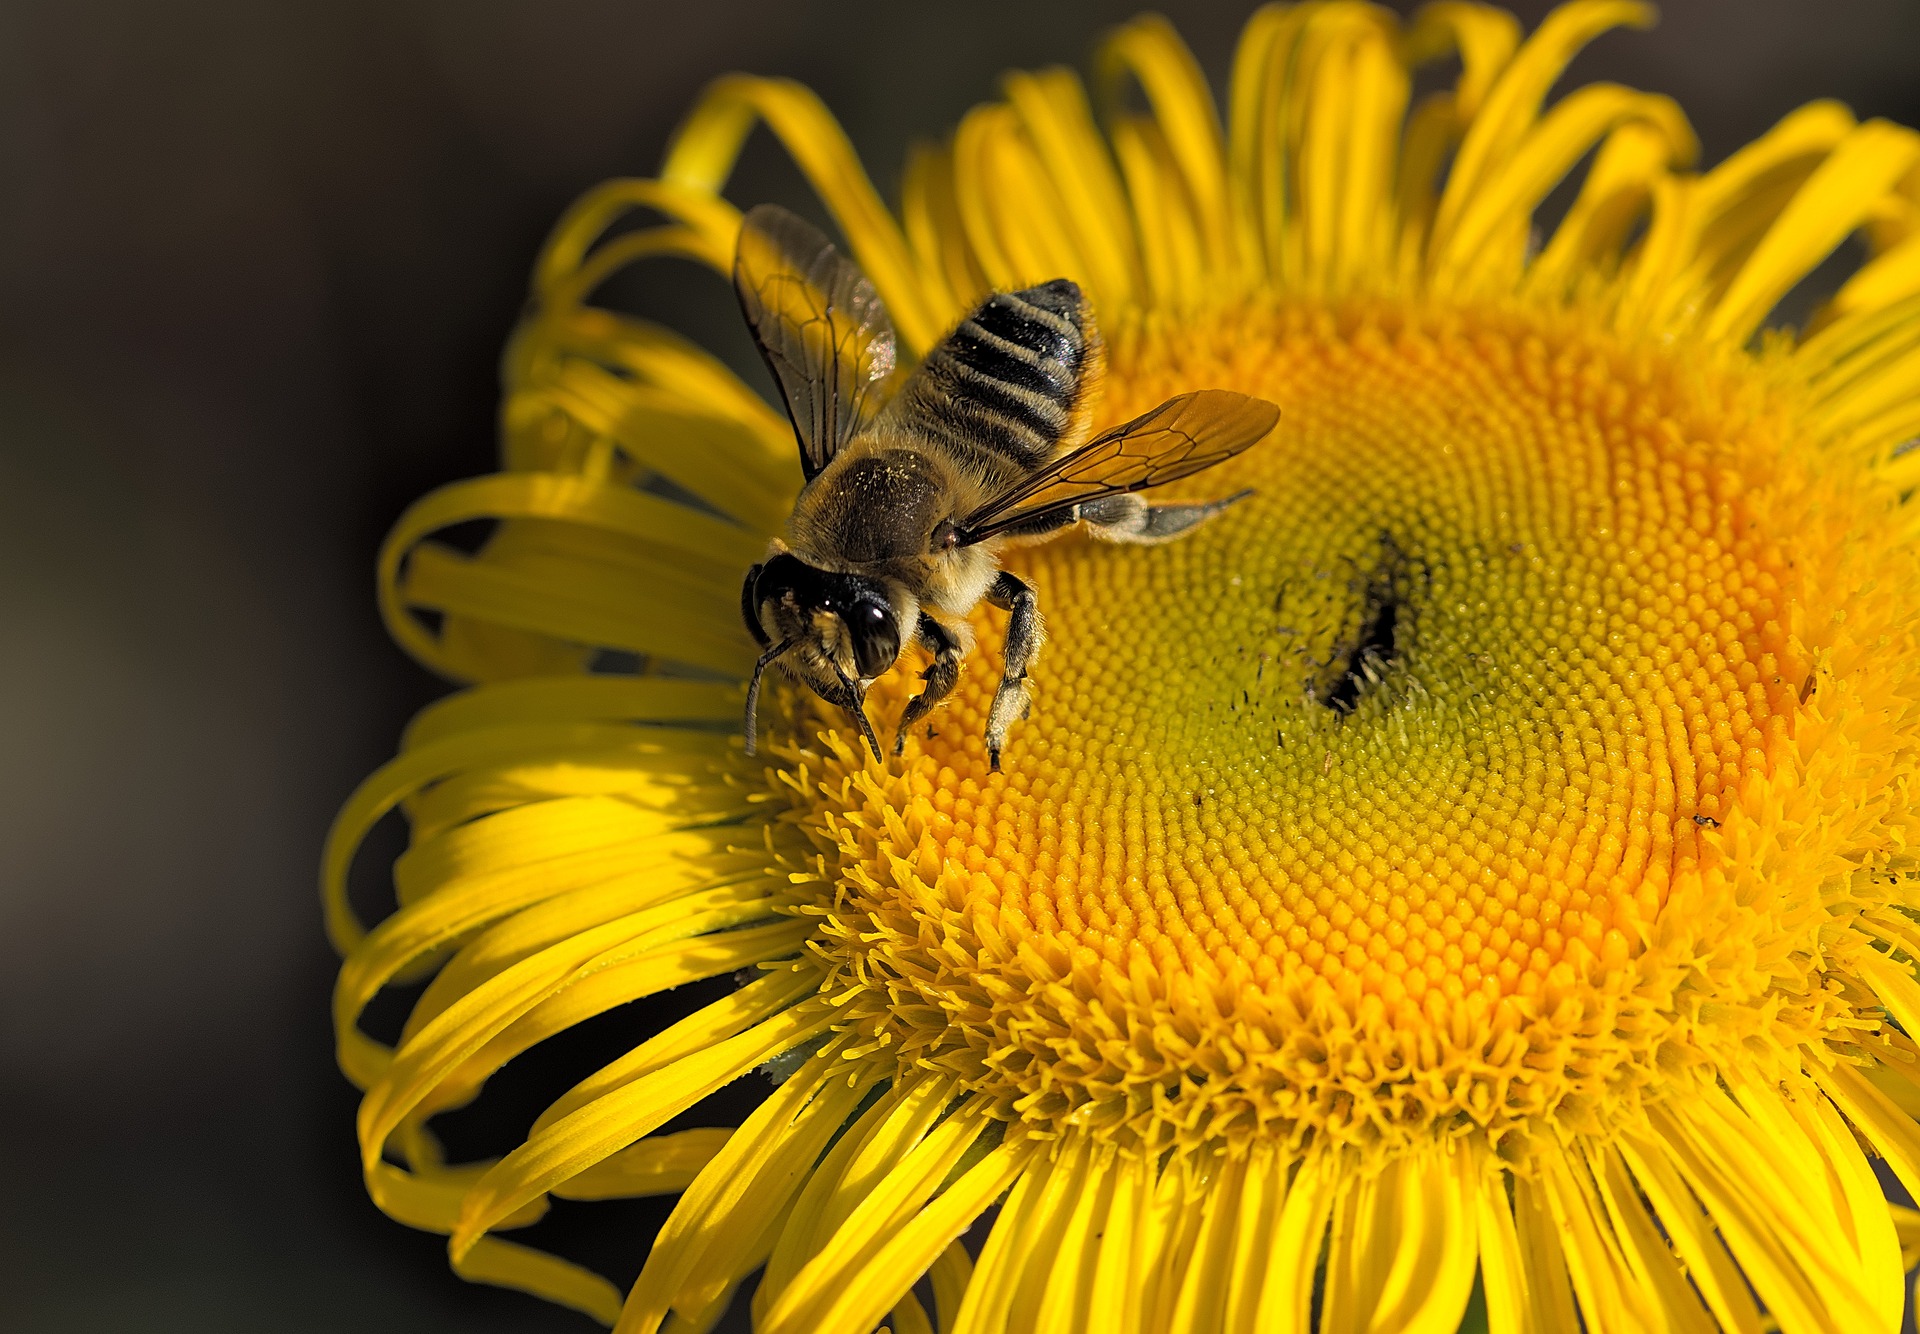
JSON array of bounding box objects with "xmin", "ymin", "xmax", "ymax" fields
[
  {"xmin": 895, "ymin": 613, "xmax": 963, "ymax": 755},
  {"xmin": 985, "ymin": 571, "xmax": 1044, "ymax": 771}
]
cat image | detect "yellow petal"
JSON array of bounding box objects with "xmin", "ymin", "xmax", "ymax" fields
[
  {"xmin": 1225, "ymin": 3, "xmax": 1308, "ymax": 281},
  {"xmin": 402, "ymin": 676, "xmax": 737, "ymax": 749},
  {"xmin": 377, "ymin": 470, "xmax": 758, "ymax": 682},
  {"xmin": 1004, "ymin": 68, "xmax": 1143, "ymax": 309},
  {"xmin": 1820, "ymin": 1059, "xmax": 1920, "ymax": 1229},
  {"xmin": 551, "ymin": 1126, "xmax": 733, "ymax": 1201},
  {"xmin": 1430, "ymin": 1, "xmax": 1654, "ymax": 263},
  {"xmin": 659, "ymin": 74, "xmax": 941, "ymax": 351},
  {"xmin": 452, "ymin": 998, "xmax": 833, "ymax": 1262},
  {"xmin": 359, "ymin": 882, "xmax": 785, "ymax": 1167},
  {"xmin": 531, "ymin": 965, "xmax": 822, "ymax": 1134},
  {"xmin": 761, "ymin": 1071, "xmax": 959, "ymax": 1309},
  {"xmin": 1585, "ymin": 1144, "xmax": 1717, "ymax": 1333},
  {"xmin": 1220, "ymin": 1142, "xmax": 1284, "ymax": 1331},
  {"xmin": 531, "ymin": 177, "xmax": 737, "ymax": 297},
  {"xmin": 1616, "ymin": 100, "xmax": 1854, "ymax": 334},
  {"xmin": 1528, "ymin": 119, "xmax": 1691, "ymax": 295},
  {"xmin": 799, "ymin": 1138, "xmax": 1031, "ymax": 1334},
  {"xmin": 1646, "ymin": 1102, "xmax": 1882, "ymax": 1334},
  {"xmin": 1402, "ymin": 3, "xmax": 1523, "ymax": 122},
  {"xmin": 1367, "ymin": 1140, "xmax": 1479, "ymax": 1334},
  {"xmin": 1164, "ymin": 1146, "xmax": 1246, "ymax": 1332},
  {"xmin": 366, "ymin": 1159, "xmax": 545, "ymax": 1234},
  {"xmin": 509, "ymin": 304, "xmax": 789, "ymax": 471},
  {"xmin": 1473, "ymin": 1158, "xmax": 1532, "ymax": 1334},
  {"xmin": 928, "ymin": 1240, "xmax": 974, "ymax": 1334},
  {"xmin": 451, "ymin": 1235, "xmax": 623, "ymax": 1326},
  {"xmin": 617, "ymin": 1041, "xmax": 880, "ymax": 1333},
  {"xmin": 951, "ymin": 103, "xmax": 1082, "ymax": 292},
  {"xmin": 1094, "ymin": 15, "xmax": 1235, "ymax": 277},
  {"xmin": 1083, "ymin": 1144, "xmax": 1151, "ymax": 1334},
  {"xmin": 1295, "ymin": 8, "xmax": 1408, "ymax": 294},
  {"xmin": 901, "ymin": 141, "xmax": 982, "ymax": 319},
  {"xmin": 1250, "ymin": 1148, "xmax": 1337, "ymax": 1334},
  {"xmin": 1704, "ymin": 120, "xmax": 1920, "ymax": 344},
  {"xmin": 890, "ymin": 1291, "xmax": 936, "ymax": 1334},
  {"xmin": 415, "ymin": 918, "xmax": 814, "ymax": 1120},
  {"xmin": 1830, "ymin": 227, "xmax": 1920, "ymax": 318},
  {"xmin": 761, "ymin": 1099, "xmax": 998, "ymax": 1333},
  {"xmin": 1002, "ymin": 1135, "xmax": 1099, "ymax": 1331},
  {"xmin": 949, "ymin": 1151, "xmax": 1047, "ymax": 1334},
  {"xmin": 1510, "ymin": 1166, "xmax": 1581, "ymax": 1334},
  {"xmin": 1434, "ymin": 84, "xmax": 1691, "ymax": 292},
  {"xmin": 1109, "ymin": 115, "xmax": 1207, "ymax": 309},
  {"xmin": 1616, "ymin": 1134, "xmax": 1765, "ymax": 1334}
]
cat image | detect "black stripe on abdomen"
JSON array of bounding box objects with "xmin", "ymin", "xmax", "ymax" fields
[{"xmin": 919, "ymin": 280, "xmax": 1088, "ymax": 467}]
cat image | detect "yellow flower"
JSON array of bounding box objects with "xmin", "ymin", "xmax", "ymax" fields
[{"xmin": 325, "ymin": 2, "xmax": 1920, "ymax": 1331}]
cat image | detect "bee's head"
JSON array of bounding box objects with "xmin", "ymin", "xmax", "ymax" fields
[{"xmin": 747, "ymin": 552, "xmax": 902, "ymax": 679}]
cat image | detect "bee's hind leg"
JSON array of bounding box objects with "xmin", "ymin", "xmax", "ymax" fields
[
  {"xmin": 895, "ymin": 614, "xmax": 963, "ymax": 755},
  {"xmin": 1081, "ymin": 489, "xmax": 1254, "ymax": 544},
  {"xmin": 985, "ymin": 571, "xmax": 1044, "ymax": 771}
]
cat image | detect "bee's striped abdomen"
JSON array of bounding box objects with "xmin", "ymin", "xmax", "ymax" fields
[{"xmin": 906, "ymin": 279, "xmax": 1091, "ymax": 470}]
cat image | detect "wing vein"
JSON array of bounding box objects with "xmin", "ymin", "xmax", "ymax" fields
[{"xmin": 955, "ymin": 390, "xmax": 1280, "ymax": 543}]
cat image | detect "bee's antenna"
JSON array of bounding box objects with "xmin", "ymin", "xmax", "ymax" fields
[
  {"xmin": 831, "ymin": 663, "xmax": 883, "ymax": 761},
  {"xmin": 744, "ymin": 637, "xmax": 796, "ymax": 757}
]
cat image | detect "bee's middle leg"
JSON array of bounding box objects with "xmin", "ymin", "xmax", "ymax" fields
[
  {"xmin": 895, "ymin": 613, "xmax": 963, "ymax": 755},
  {"xmin": 985, "ymin": 571, "xmax": 1043, "ymax": 771}
]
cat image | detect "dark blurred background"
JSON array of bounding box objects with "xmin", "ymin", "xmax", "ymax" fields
[{"xmin": 2, "ymin": 1, "xmax": 1917, "ymax": 1329}]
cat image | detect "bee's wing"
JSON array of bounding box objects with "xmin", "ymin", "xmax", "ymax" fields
[
  {"xmin": 734, "ymin": 204, "xmax": 898, "ymax": 482},
  {"xmin": 953, "ymin": 390, "xmax": 1280, "ymax": 544}
]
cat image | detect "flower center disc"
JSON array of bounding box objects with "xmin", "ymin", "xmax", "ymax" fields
[{"xmin": 794, "ymin": 302, "xmax": 1807, "ymax": 1149}]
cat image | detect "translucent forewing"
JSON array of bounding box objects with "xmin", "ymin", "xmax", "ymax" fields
[
  {"xmin": 733, "ymin": 204, "xmax": 898, "ymax": 481},
  {"xmin": 953, "ymin": 390, "xmax": 1280, "ymax": 544}
]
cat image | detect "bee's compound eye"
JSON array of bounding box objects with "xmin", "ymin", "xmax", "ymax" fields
[{"xmin": 847, "ymin": 599, "xmax": 900, "ymax": 678}]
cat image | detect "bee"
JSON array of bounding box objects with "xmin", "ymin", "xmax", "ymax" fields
[{"xmin": 736, "ymin": 204, "xmax": 1280, "ymax": 769}]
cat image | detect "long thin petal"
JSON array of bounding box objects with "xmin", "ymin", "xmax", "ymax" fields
[
  {"xmin": 1429, "ymin": 1, "xmax": 1654, "ymax": 263},
  {"xmin": 1095, "ymin": 15, "xmax": 1235, "ymax": 276},
  {"xmin": 451, "ymin": 1000, "xmax": 832, "ymax": 1259},
  {"xmin": 659, "ymin": 75, "xmax": 941, "ymax": 351},
  {"xmin": 1703, "ymin": 120, "xmax": 1920, "ymax": 344}
]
